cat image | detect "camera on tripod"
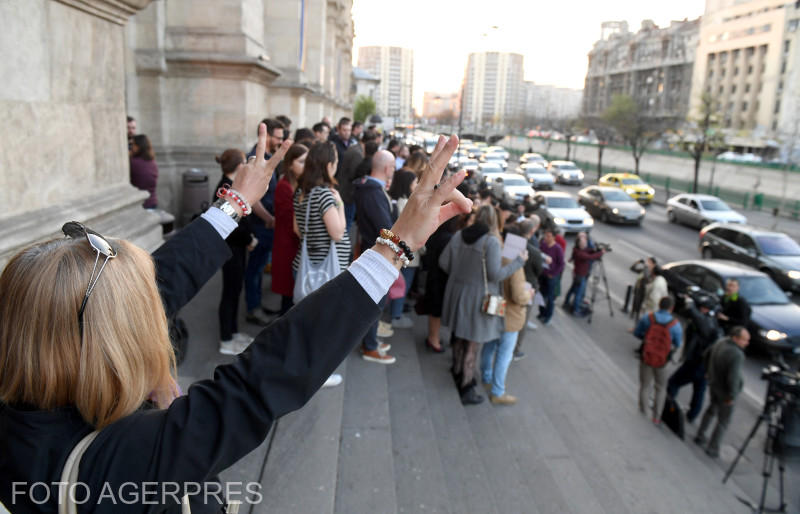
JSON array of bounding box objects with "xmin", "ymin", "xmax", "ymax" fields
[
  {"xmin": 761, "ymin": 364, "xmax": 800, "ymax": 396},
  {"xmin": 594, "ymin": 241, "xmax": 612, "ymax": 252}
]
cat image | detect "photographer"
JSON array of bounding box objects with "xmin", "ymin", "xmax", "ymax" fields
[
  {"xmin": 667, "ymin": 295, "xmax": 722, "ymax": 423},
  {"xmin": 563, "ymin": 232, "xmax": 604, "ymax": 316},
  {"xmin": 695, "ymin": 327, "xmax": 751, "ymax": 458},
  {"xmin": 717, "ymin": 279, "xmax": 751, "ymax": 335}
]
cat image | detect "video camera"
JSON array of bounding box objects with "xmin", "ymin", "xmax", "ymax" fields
[
  {"xmin": 594, "ymin": 241, "xmax": 612, "ymax": 252},
  {"xmin": 762, "ymin": 364, "xmax": 800, "ymax": 396}
]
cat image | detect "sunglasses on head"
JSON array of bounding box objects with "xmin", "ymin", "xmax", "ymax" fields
[{"xmin": 62, "ymin": 221, "xmax": 118, "ymax": 337}]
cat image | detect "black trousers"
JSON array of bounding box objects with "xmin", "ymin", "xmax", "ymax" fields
[{"xmin": 219, "ymin": 245, "xmax": 247, "ymax": 341}]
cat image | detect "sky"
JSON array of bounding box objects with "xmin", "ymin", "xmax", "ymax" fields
[{"xmin": 351, "ymin": 0, "xmax": 705, "ymax": 111}]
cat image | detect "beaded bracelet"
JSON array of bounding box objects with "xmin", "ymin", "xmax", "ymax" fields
[
  {"xmin": 216, "ymin": 186, "xmax": 252, "ymax": 216},
  {"xmin": 379, "ymin": 228, "xmax": 414, "ymax": 262},
  {"xmin": 375, "ymin": 237, "xmax": 410, "ymax": 267}
]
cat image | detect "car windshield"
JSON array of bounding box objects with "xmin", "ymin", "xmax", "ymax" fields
[
  {"xmin": 738, "ymin": 276, "xmax": 789, "ymax": 305},
  {"xmin": 547, "ymin": 197, "xmax": 579, "ymax": 209},
  {"xmin": 482, "ymin": 163, "xmax": 502, "ymax": 170},
  {"xmin": 700, "ymin": 199, "xmax": 730, "ymax": 211},
  {"xmin": 462, "ymin": 160, "xmax": 478, "ymax": 166},
  {"xmin": 621, "ymin": 178, "xmax": 644, "ymax": 185},
  {"xmin": 503, "ymin": 177, "xmax": 528, "ymax": 186},
  {"xmin": 756, "ymin": 234, "xmax": 800, "ymax": 256},
  {"xmin": 557, "ymin": 164, "xmax": 577, "ymax": 170},
  {"xmin": 486, "ymin": 155, "xmax": 503, "ymax": 160},
  {"xmin": 525, "ymin": 167, "xmax": 548, "ymax": 175},
  {"xmin": 603, "ymin": 190, "xmax": 633, "ymax": 201}
]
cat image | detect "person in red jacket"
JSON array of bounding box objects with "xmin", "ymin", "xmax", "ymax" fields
[
  {"xmin": 271, "ymin": 143, "xmax": 308, "ymax": 315},
  {"xmin": 563, "ymin": 232, "xmax": 604, "ymax": 316}
]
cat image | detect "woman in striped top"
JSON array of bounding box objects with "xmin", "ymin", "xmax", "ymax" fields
[{"xmin": 292, "ymin": 141, "xmax": 351, "ymax": 277}]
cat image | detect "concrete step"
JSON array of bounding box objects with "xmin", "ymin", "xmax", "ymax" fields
[
  {"xmin": 253, "ymin": 360, "xmax": 347, "ymax": 514},
  {"xmin": 335, "ymin": 348, "xmax": 398, "ymax": 514},
  {"xmin": 385, "ymin": 324, "xmax": 451, "ymax": 514},
  {"xmin": 415, "ymin": 330, "xmax": 499, "ymax": 514}
]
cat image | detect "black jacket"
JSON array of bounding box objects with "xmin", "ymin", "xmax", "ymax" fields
[
  {"xmin": 681, "ymin": 302, "xmax": 722, "ymax": 364},
  {"xmin": 353, "ymin": 176, "xmax": 395, "ymax": 250},
  {"xmin": 0, "ymin": 217, "xmax": 381, "ymax": 513},
  {"xmin": 336, "ymin": 144, "xmax": 363, "ymax": 204},
  {"xmin": 720, "ymin": 295, "xmax": 751, "ymax": 334}
]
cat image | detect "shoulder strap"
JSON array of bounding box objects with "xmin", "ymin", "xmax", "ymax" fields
[
  {"xmin": 481, "ymin": 236, "xmax": 489, "ymax": 296},
  {"xmin": 59, "ymin": 431, "xmax": 99, "ymax": 514},
  {"xmin": 303, "ymin": 188, "xmax": 313, "ymax": 235},
  {"xmin": 648, "ymin": 312, "xmax": 656, "ymax": 325}
]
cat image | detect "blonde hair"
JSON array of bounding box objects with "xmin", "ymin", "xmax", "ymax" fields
[
  {"xmin": 474, "ymin": 205, "xmax": 502, "ymax": 241},
  {"xmin": 0, "ymin": 236, "xmax": 176, "ymax": 428}
]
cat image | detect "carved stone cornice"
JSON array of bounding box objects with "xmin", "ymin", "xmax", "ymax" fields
[
  {"xmin": 54, "ymin": 0, "xmax": 153, "ymax": 25},
  {"xmin": 158, "ymin": 51, "xmax": 282, "ymax": 86}
]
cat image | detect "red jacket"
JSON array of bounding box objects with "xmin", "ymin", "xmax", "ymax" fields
[
  {"xmin": 570, "ymin": 246, "xmax": 603, "ymax": 277},
  {"xmin": 271, "ymin": 177, "xmax": 300, "ymax": 296}
]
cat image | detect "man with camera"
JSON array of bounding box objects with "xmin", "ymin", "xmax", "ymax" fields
[
  {"xmin": 694, "ymin": 326, "xmax": 750, "ymax": 458},
  {"xmin": 563, "ymin": 232, "xmax": 605, "ymax": 316},
  {"xmin": 667, "ymin": 295, "xmax": 722, "ymax": 423}
]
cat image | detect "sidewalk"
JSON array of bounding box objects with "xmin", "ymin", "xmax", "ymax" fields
[{"xmin": 176, "ymin": 268, "xmax": 792, "ymax": 513}]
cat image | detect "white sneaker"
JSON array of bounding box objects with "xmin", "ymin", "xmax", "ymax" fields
[
  {"xmin": 323, "ymin": 373, "xmax": 343, "ymax": 388},
  {"xmin": 378, "ymin": 321, "xmax": 394, "ymax": 338},
  {"xmin": 233, "ymin": 332, "xmax": 254, "ymax": 346},
  {"xmin": 526, "ymin": 321, "xmax": 538, "ymax": 330},
  {"xmin": 391, "ymin": 316, "xmax": 414, "ymax": 329},
  {"xmin": 219, "ymin": 339, "xmax": 247, "ymax": 355}
]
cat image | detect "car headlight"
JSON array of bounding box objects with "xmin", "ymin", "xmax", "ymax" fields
[
  {"xmin": 625, "ymin": 188, "xmax": 635, "ymax": 194},
  {"xmin": 647, "ymin": 187, "xmax": 655, "ymax": 195},
  {"xmin": 760, "ymin": 329, "xmax": 788, "ymax": 341},
  {"xmin": 787, "ymin": 270, "xmax": 800, "ymax": 280},
  {"xmin": 584, "ymin": 217, "xmax": 594, "ymax": 225},
  {"xmin": 612, "ymin": 208, "xmax": 620, "ymax": 215},
  {"xmin": 639, "ymin": 207, "xmax": 646, "ymax": 216},
  {"xmin": 577, "ymin": 171, "xmax": 584, "ymax": 180},
  {"xmin": 553, "ymin": 217, "xmax": 567, "ymax": 225}
]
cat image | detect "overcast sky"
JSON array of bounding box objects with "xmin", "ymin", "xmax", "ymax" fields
[{"xmin": 352, "ymin": 0, "xmax": 705, "ymax": 110}]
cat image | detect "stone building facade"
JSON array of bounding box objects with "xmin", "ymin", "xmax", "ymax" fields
[
  {"xmin": 0, "ymin": 0, "xmax": 163, "ymax": 267},
  {"xmin": 523, "ymin": 82, "xmax": 583, "ymax": 121},
  {"xmin": 582, "ymin": 19, "xmax": 700, "ymax": 121},
  {"xmin": 125, "ymin": 0, "xmax": 355, "ymax": 216}
]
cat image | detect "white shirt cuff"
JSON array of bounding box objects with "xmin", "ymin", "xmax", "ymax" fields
[
  {"xmin": 201, "ymin": 207, "xmax": 239, "ymax": 240},
  {"xmin": 348, "ymin": 249, "xmax": 400, "ymax": 304}
]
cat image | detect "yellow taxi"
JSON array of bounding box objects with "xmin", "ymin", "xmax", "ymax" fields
[{"xmin": 598, "ymin": 173, "xmax": 655, "ymax": 204}]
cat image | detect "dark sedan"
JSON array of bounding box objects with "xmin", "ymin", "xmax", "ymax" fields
[
  {"xmin": 661, "ymin": 259, "xmax": 800, "ymax": 354},
  {"xmin": 699, "ymin": 223, "xmax": 800, "ymax": 293},
  {"xmin": 577, "ymin": 186, "xmax": 646, "ymax": 225}
]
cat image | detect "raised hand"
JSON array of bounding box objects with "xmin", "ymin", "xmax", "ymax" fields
[
  {"xmin": 232, "ymin": 122, "xmax": 292, "ymax": 207},
  {"xmin": 390, "ymin": 135, "xmax": 472, "ymax": 251}
]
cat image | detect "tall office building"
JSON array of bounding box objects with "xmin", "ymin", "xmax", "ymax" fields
[
  {"xmin": 690, "ymin": 0, "xmax": 800, "ymax": 144},
  {"xmin": 357, "ymin": 46, "xmax": 414, "ymax": 121},
  {"xmin": 461, "ymin": 52, "xmax": 524, "ymax": 129}
]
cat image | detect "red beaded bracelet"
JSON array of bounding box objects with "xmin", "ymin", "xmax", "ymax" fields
[{"xmin": 216, "ymin": 186, "xmax": 252, "ymax": 216}]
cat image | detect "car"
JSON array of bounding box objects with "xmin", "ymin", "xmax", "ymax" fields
[
  {"xmin": 520, "ymin": 152, "xmax": 548, "ymax": 167},
  {"xmin": 531, "ymin": 191, "xmax": 594, "ymax": 233},
  {"xmin": 458, "ymin": 158, "xmax": 480, "ymax": 173},
  {"xmin": 577, "ymin": 186, "xmax": 645, "ymax": 225},
  {"xmin": 667, "ymin": 194, "xmax": 747, "ymax": 228},
  {"xmin": 598, "ymin": 173, "xmax": 654, "ymax": 204},
  {"xmin": 486, "ymin": 173, "xmax": 536, "ymax": 202},
  {"xmin": 478, "ymin": 161, "xmax": 504, "ymax": 174},
  {"xmin": 661, "ymin": 259, "xmax": 800, "ymax": 354},
  {"xmin": 519, "ymin": 163, "xmax": 555, "ymax": 190},
  {"xmin": 699, "ymin": 223, "xmax": 800, "ymax": 293},
  {"xmin": 479, "ymin": 153, "xmax": 508, "ymax": 170},
  {"xmin": 547, "ymin": 160, "xmax": 584, "ymax": 185},
  {"xmin": 486, "ymin": 146, "xmax": 510, "ymax": 160}
]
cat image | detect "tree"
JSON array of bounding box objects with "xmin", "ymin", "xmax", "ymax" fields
[
  {"xmin": 603, "ymin": 94, "xmax": 674, "ymax": 174},
  {"xmin": 584, "ymin": 117, "xmax": 614, "ymax": 180},
  {"xmin": 353, "ymin": 95, "xmax": 376, "ymax": 123},
  {"xmin": 550, "ymin": 118, "xmax": 579, "ymax": 160},
  {"xmin": 679, "ymin": 92, "xmax": 724, "ymax": 194}
]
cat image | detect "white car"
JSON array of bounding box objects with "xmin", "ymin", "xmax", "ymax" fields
[
  {"xmin": 533, "ymin": 192, "xmax": 594, "ymax": 233},
  {"xmin": 486, "ymin": 146, "xmax": 510, "ymax": 160},
  {"xmin": 667, "ymin": 194, "xmax": 748, "ymax": 228},
  {"xmin": 459, "ymin": 159, "xmax": 479, "ymax": 173},
  {"xmin": 519, "ymin": 163, "xmax": 554, "ymax": 190},
  {"xmin": 520, "ymin": 152, "xmax": 548, "ymax": 167},
  {"xmin": 480, "ymin": 153, "xmax": 508, "ymax": 170},
  {"xmin": 488, "ymin": 173, "xmax": 536, "ymax": 202},
  {"xmin": 547, "ymin": 160, "xmax": 584, "ymax": 185}
]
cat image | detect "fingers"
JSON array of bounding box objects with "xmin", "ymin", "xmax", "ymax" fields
[
  {"xmin": 420, "ymin": 135, "xmax": 459, "ymax": 190},
  {"xmin": 428, "ymin": 135, "xmax": 447, "ymax": 163},
  {"xmin": 254, "ymin": 123, "xmax": 267, "ymax": 164},
  {"xmin": 265, "ymin": 139, "xmax": 293, "ymax": 171},
  {"xmin": 432, "ymin": 169, "xmax": 466, "ymax": 203}
]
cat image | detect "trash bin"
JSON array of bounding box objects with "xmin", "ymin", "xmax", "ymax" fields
[
  {"xmin": 753, "ymin": 193, "xmax": 764, "ymax": 210},
  {"xmin": 181, "ymin": 168, "xmax": 210, "ymax": 226}
]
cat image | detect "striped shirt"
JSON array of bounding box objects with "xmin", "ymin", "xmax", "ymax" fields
[{"xmin": 293, "ymin": 186, "xmax": 351, "ymax": 271}]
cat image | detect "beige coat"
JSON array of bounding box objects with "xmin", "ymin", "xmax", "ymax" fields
[{"xmin": 503, "ymin": 258, "xmax": 533, "ymax": 333}]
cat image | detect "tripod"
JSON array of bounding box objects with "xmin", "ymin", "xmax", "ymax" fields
[
  {"xmin": 587, "ymin": 258, "xmax": 613, "ymax": 324},
  {"xmin": 722, "ymin": 380, "xmax": 788, "ymax": 513}
]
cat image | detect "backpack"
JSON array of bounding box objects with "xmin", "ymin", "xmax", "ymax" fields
[{"xmin": 642, "ymin": 313, "xmax": 678, "ymax": 368}]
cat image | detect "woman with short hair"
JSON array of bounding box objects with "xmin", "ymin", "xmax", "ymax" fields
[{"xmin": 129, "ymin": 134, "xmax": 159, "ymax": 209}]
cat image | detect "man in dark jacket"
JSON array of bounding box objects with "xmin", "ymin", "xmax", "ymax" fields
[
  {"xmin": 538, "ymin": 228, "xmax": 565, "ymax": 325},
  {"xmin": 718, "ymin": 278, "xmax": 751, "ymax": 334},
  {"xmin": 667, "ymin": 295, "xmax": 722, "ymax": 422},
  {"xmin": 329, "ymin": 116, "xmax": 355, "ymax": 161},
  {"xmin": 337, "ymin": 131, "xmax": 377, "ymax": 231},
  {"xmin": 695, "ymin": 326, "xmax": 750, "ymax": 458},
  {"xmin": 563, "ymin": 232, "xmax": 604, "ymax": 316},
  {"xmin": 353, "ymin": 149, "xmax": 397, "ymax": 364}
]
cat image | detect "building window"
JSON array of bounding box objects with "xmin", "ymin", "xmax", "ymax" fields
[
  {"xmin": 784, "ymin": 40, "xmax": 791, "ymax": 54},
  {"xmin": 775, "ymin": 100, "xmax": 781, "ymax": 114},
  {"xmin": 760, "ymin": 44, "xmax": 768, "ymax": 55},
  {"xmin": 781, "ymin": 60, "xmax": 787, "ymax": 74},
  {"xmin": 720, "ymin": 52, "xmax": 728, "ymax": 64},
  {"xmin": 732, "ymin": 84, "xmax": 737, "ymax": 93},
  {"xmin": 719, "ymin": 85, "xmax": 724, "ymax": 94},
  {"xmin": 745, "ymin": 83, "xmax": 750, "ymax": 93},
  {"xmin": 742, "ymin": 101, "xmax": 748, "ymax": 111},
  {"xmin": 746, "ymin": 46, "xmax": 755, "ymax": 57},
  {"xmin": 708, "ymin": 69, "xmax": 714, "ymax": 79},
  {"xmin": 734, "ymin": 67, "xmax": 739, "ymax": 76},
  {"xmin": 778, "ymin": 80, "xmax": 783, "ymax": 92},
  {"xmin": 789, "ymin": 20, "xmax": 799, "ymax": 32},
  {"xmin": 721, "ymin": 68, "xmax": 726, "ymax": 77},
  {"xmin": 748, "ymin": 65, "xmax": 753, "ymax": 74},
  {"xmin": 772, "ymin": 120, "xmax": 778, "ymax": 131}
]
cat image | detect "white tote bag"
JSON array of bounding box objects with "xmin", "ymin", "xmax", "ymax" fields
[{"xmin": 293, "ymin": 189, "xmax": 342, "ymax": 303}]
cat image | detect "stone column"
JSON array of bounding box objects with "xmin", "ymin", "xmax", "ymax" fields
[{"xmin": 0, "ymin": 0, "xmax": 162, "ymax": 268}]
